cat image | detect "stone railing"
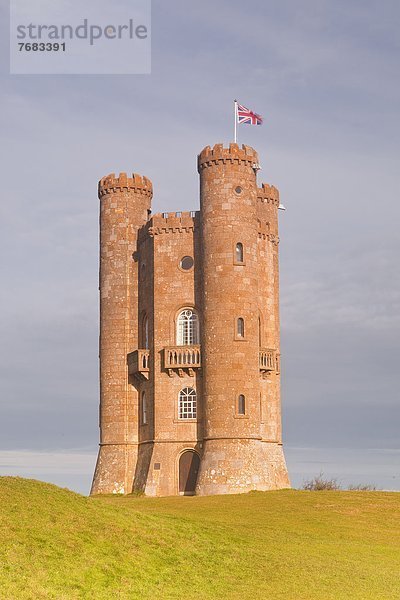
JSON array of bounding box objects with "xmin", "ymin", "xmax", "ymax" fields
[
  {"xmin": 163, "ymin": 345, "xmax": 201, "ymax": 376},
  {"xmin": 129, "ymin": 346, "xmax": 278, "ymax": 378},
  {"xmin": 259, "ymin": 349, "xmax": 278, "ymax": 373},
  {"xmin": 127, "ymin": 349, "xmax": 150, "ymax": 380}
]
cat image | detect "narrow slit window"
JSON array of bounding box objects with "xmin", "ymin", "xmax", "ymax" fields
[
  {"xmin": 235, "ymin": 242, "xmax": 244, "ymax": 263},
  {"xmin": 237, "ymin": 317, "xmax": 245, "ymax": 338},
  {"xmin": 143, "ymin": 315, "xmax": 149, "ymax": 349},
  {"xmin": 142, "ymin": 392, "xmax": 147, "ymax": 425},
  {"xmin": 238, "ymin": 394, "xmax": 246, "ymax": 415}
]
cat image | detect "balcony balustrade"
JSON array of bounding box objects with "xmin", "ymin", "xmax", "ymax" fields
[
  {"xmin": 129, "ymin": 346, "xmax": 278, "ymax": 380},
  {"xmin": 259, "ymin": 348, "xmax": 279, "ymax": 374},
  {"xmin": 163, "ymin": 345, "xmax": 201, "ymax": 377}
]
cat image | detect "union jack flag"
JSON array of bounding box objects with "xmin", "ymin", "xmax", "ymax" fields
[{"xmin": 237, "ymin": 102, "xmax": 263, "ymax": 125}]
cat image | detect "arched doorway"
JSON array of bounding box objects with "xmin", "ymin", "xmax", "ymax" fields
[{"xmin": 179, "ymin": 451, "xmax": 200, "ymax": 495}]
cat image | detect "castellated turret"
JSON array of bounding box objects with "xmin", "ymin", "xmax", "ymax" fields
[
  {"xmin": 91, "ymin": 173, "xmax": 152, "ymax": 495},
  {"xmin": 91, "ymin": 144, "xmax": 290, "ymax": 496}
]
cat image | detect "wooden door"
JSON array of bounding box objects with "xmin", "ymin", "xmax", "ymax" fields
[{"xmin": 179, "ymin": 451, "xmax": 200, "ymax": 495}]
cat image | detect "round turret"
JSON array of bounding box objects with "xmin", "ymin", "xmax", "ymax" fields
[
  {"xmin": 196, "ymin": 144, "xmax": 261, "ymax": 495},
  {"xmin": 196, "ymin": 143, "xmax": 289, "ymax": 495},
  {"xmin": 91, "ymin": 171, "xmax": 152, "ymax": 495}
]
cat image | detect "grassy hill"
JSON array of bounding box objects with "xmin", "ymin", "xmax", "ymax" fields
[{"xmin": 0, "ymin": 477, "xmax": 399, "ymax": 599}]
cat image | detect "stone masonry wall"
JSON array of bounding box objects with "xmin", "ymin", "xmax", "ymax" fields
[{"xmin": 92, "ymin": 145, "xmax": 290, "ymax": 496}]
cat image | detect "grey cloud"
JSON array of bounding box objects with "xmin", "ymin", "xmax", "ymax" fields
[{"xmin": 0, "ymin": 0, "xmax": 399, "ymax": 492}]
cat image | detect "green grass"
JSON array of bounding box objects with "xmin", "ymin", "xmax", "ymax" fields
[{"xmin": 0, "ymin": 477, "xmax": 399, "ymax": 599}]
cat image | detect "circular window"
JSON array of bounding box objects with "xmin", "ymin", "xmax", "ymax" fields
[
  {"xmin": 180, "ymin": 256, "xmax": 194, "ymax": 270},
  {"xmin": 235, "ymin": 186, "xmax": 242, "ymax": 194}
]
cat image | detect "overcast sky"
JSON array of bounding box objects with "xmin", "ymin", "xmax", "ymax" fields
[{"xmin": 0, "ymin": 0, "xmax": 399, "ymax": 493}]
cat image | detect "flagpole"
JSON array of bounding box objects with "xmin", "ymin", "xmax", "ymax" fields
[{"xmin": 234, "ymin": 99, "xmax": 237, "ymax": 144}]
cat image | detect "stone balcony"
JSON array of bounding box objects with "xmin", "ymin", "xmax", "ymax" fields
[
  {"xmin": 127, "ymin": 349, "xmax": 150, "ymax": 380},
  {"xmin": 129, "ymin": 346, "xmax": 278, "ymax": 380},
  {"xmin": 259, "ymin": 348, "xmax": 280, "ymax": 375},
  {"xmin": 163, "ymin": 345, "xmax": 201, "ymax": 377}
]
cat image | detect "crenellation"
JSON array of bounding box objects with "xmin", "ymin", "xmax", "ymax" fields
[
  {"xmin": 257, "ymin": 183, "xmax": 280, "ymax": 206},
  {"xmin": 99, "ymin": 172, "xmax": 153, "ymax": 198},
  {"xmin": 138, "ymin": 211, "xmax": 198, "ymax": 239},
  {"xmin": 198, "ymin": 143, "xmax": 259, "ymax": 171}
]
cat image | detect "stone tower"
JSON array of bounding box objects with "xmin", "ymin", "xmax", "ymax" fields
[
  {"xmin": 91, "ymin": 143, "xmax": 290, "ymax": 496},
  {"xmin": 91, "ymin": 173, "xmax": 152, "ymax": 495}
]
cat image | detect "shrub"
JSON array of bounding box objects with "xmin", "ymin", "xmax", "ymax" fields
[
  {"xmin": 347, "ymin": 483, "xmax": 377, "ymax": 491},
  {"xmin": 302, "ymin": 472, "xmax": 341, "ymax": 491}
]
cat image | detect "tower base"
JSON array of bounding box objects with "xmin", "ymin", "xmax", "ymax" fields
[
  {"xmin": 90, "ymin": 443, "xmax": 137, "ymax": 495},
  {"xmin": 134, "ymin": 441, "xmax": 202, "ymax": 497},
  {"xmin": 195, "ymin": 439, "xmax": 290, "ymax": 496}
]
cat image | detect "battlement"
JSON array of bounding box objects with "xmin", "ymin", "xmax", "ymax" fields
[
  {"xmin": 257, "ymin": 183, "xmax": 280, "ymax": 207},
  {"xmin": 140, "ymin": 211, "xmax": 199, "ymax": 239},
  {"xmin": 98, "ymin": 172, "xmax": 153, "ymax": 199},
  {"xmin": 198, "ymin": 143, "xmax": 259, "ymax": 171}
]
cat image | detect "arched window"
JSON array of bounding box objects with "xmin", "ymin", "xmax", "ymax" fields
[
  {"xmin": 178, "ymin": 387, "xmax": 197, "ymax": 419},
  {"xmin": 235, "ymin": 242, "xmax": 244, "ymax": 263},
  {"xmin": 177, "ymin": 309, "xmax": 199, "ymax": 345},
  {"xmin": 238, "ymin": 394, "xmax": 246, "ymax": 415},
  {"xmin": 143, "ymin": 315, "xmax": 149, "ymax": 349},
  {"xmin": 142, "ymin": 392, "xmax": 147, "ymax": 425},
  {"xmin": 237, "ymin": 317, "xmax": 245, "ymax": 338}
]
